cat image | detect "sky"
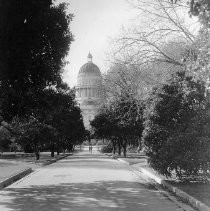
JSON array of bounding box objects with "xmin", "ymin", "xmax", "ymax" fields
[{"xmin": 57, "ymin": 0, "xmax": 136, "ymax": 87}]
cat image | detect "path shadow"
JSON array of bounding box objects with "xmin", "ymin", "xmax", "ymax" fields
[{"xmin": 0, "ymin": 180, "xmax": 175, "ymax": 211}]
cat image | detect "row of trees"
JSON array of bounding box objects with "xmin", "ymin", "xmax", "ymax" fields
[
  {"xmin": 91, "ymin": 0, "xmax": 210, "ymax": 180},
  {"xmin": 91, "ymin": 97, "xmax": 144, "ymax": 157},
  {"xmin": 0, "ymin": 1, "xmax": 86, "ymax": 159}
]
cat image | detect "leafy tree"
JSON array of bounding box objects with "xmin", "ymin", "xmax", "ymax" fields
[
  {"xmin": 171, "ymin": 0, "xmax": 210, "ymax": 26},
  {"xmin": 0, "ymin": 126, "xmax": 11, "ymax": 153},
  {"xmin": 10, "ymin": 84, "xmax": 85, "ymax": 158},
  {"xmin": 12, "ymin": 117, "xmax": 55, "ymax": 160},
  {"xmin": 55, "ymin": 105, "xmax": 85, "ymax": 153},
  {"xmin": 94, "ymin": 60, "xmax": 145, "ymax": 157},
  {"xmin": 91, "ymin": 96, "xmax": 144, "ymax": 157},
  {"xmin": 168, "ymin": 0, "xmax": 210, "ymax": 84},
  {"xmin": 0, "ymin": 0, "xmax": 73, "ymax": 121},
  {"xmin": 162, "ymin": 108, "xmax": 210, "ymax": 179},
  {"xmin": 112, "ymin": 97, "xmax": 144, "ymax": 157},
  {"xmin": 91, "ymin": 106, "xmax": 119, "ymax": 154},
  {"xmin": 143, "ymin": 71, "xmax": 210, "ymax": 179},
  {"xmin": 37, "ymin": 86, "xmax": 85, "ymax": 156},
  {"xmin": 0, "ymin": 1, "xmax": 87, "ymax": 158}
]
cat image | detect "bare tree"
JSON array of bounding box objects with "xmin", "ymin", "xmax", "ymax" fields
[
  {"xmin": 104, "ymin": 0, "xmax": 200, "ymax": 94},
  {"xmin": 117, "ymin": 0, "xmax": 197, "ymax": 62}
]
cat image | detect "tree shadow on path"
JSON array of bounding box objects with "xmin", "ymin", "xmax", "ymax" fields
[{"xmin": 0, "ymin": 180, "xmax": 180, "ymax": 211}]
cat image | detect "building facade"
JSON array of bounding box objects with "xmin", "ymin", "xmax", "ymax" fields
[{"xmin": 75, "ymin": 53, "xmax": 103, "ymax": 130}]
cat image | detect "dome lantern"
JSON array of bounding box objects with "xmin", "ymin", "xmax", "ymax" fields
[{"xmin": 87, "ymin": 52, "xmax": 92, "ymax": 62}]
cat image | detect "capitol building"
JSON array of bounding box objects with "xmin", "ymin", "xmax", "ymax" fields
[{"xmin": 75, "ymin": 53, "xmax": 103, "ymax": 130}]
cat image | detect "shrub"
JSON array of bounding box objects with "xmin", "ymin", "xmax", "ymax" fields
[
  {"xmin": 100, "ymin": 145, "xmax": 113, "ymax": 153},
  {"xmin": 127, "ymin": 145, "xmax": 138, "ymax": 153},
  {"xmin": 143, "ymin": 71, "xmax": 210, "ymax": 179}
]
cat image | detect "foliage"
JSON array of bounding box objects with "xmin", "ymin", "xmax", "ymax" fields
[
  {"xmin": 0, "ymin": 125, "xmax": 12, "ymax": 152},
  {"xmin": 0, "ymin": 1, "xmax": 87, "ymax": 158},
  {"xmin": 171, "ymin": 0, "xmax": 210, "ymax": 26},
  {"xmin": 163, "ymin": 108, "xmax": 210, "ymax": 179},
  {"xmin": 42, "ymin": 86, "xmax": 85, "ymax": 152},
  {"xmin": 12, "ymin": 117, "xmax": 55, "ymax": 159},
  {"xmin": 127, "ymin": 145, "xmax": 138, "ymax": 153},
  {"xmin": 184, "ymin": 28, "xmax": 210, "ymax": 84},
  {"xmin": 91, "ymin": 96, "xmax": 144, "ymax": 157},
  {"xmin": 92, "ymin": 58, "xmax": 145, "ymax": 157},
  {"xmin": 91, "ymin": 106, "xmax": 115, "ymax": 140},
  {"xmin": 100, "ymin": 145, "xmax": 113, "ymax": 153},
  {"xmin": 9, "ymin": 85, "xmax": 86, "ymax": 158},
  {"xmin": 32, "ymin": 85, "xmax": 85, "ymax": 155},
  {"xmin": 0, "ymin": 0, "xmax": 73, "ymax": 121},
  {"xmin": 143, "ymin": 71, "xmax": 210, "ymax": 179}
]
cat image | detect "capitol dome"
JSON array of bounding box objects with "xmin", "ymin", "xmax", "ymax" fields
[
  {"xmin": 76, "ymin": 53, "xmax": 103, "ymax": 130},
  {"xmin": 78, "ymin": 53, "xmax": 101, "ymax": 75},
  {"xmin": 79, "ymin": 63, "xmax": 101, "ymax": 75}
]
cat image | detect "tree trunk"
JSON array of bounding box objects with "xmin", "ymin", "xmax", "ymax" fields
[
  {"xmin": 118, "ymin": 140, "xmax": 121, "ymax": 155},
  {"xmin": 57, "ymin": 142, "xmax": 60, "ymax": 155},
  {"xmin": 50, "ymin": 144, "xmax": 55, "ymax": 157},
  {"xmin": 112, "ymin": 141, "xmax": 116, "ymax": 154},
  {"xmin": 123, "ymin": 146, "xmax": 126, "ymax": 158},
  {"xmin": 122, "ymin": 139, "xmax": 127, "ymax": 158},
  {"xmin": 137, "ymin": 138, "xmax": 142, "ymax": 154},
  {"xmin": 35, "ymin": 151, "xmax": 40, "ymax": 160}
]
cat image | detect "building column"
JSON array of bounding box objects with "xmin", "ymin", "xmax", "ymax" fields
[
  {"xmin": 81, "ymin": 88, "xmax": 83, "ymax": 97},
  {"xmin": 89, "ymin": 88, "xmax": 91, "ymax": 97},
  {"xmin": 87, "ymin": 88, "xmax": 89, "ymax": 97},
  {"xmin": 84, "ymin": 88, "xmax": 87, "ymax": 97},
  {"xmin": 91, "ymin": 88, "xmax": 93, "ymax": 97},
  {"xmin": 94, "ymin": 88, "xmax": 96, "ymax": 97}
]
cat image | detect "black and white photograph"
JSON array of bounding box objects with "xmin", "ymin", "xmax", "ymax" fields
[{"xmin": 0, "ymin": 0, "xmax": 209, "ymax": 210}]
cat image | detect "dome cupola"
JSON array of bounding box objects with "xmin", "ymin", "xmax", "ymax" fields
[{"xmin": 87, "ymin": 52, "xmax": 93, "ymax": 62}]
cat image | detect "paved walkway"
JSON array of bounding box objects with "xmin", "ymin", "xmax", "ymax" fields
[{"xmin": 0, "ymin": 147, "xmax": 194, "ymax": 211}]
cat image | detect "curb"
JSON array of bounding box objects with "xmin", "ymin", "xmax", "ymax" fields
[
  {"xmin": 116, "ymin": 157, "xmax": 210, "ymax": 211},
  {"xmin": 0, "ymin": 168, "xmax": 33, "ymax": 190},
  {"xmin": 139, "ymin": 168, "xmax": 210, "ymax": 211},
  {"xmin": 117, "ymin": 158, "xmax": 130, "ymax": 165}
]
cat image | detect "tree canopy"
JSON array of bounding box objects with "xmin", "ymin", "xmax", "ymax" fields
[
  {"xmin": 143, "ymin": 71, "xmax": 209, "ymax": 178},
  {"xmin": 0, "ymin": 1, "xmax": 86, "ymax": 159},
  {"xmin": 0, "ymin": 0, "xmax": 73, "ymax": 120}
]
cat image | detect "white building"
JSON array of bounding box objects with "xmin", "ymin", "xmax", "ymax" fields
[{"xmin": 75, "ymin": 53, "xmax": 103, "ymax": 130}]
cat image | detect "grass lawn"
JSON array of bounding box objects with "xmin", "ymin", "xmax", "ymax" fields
[
  {"xmin": 168, "ymin": 181, "xmax": 210, "ymax": 207},
  {"xmin": 0, "ymin": 159, "xmax": 37, "ymax": 181},
  {"xmin": 0, "ymin": 152, "xmax": 71, "ymax": 182}
]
